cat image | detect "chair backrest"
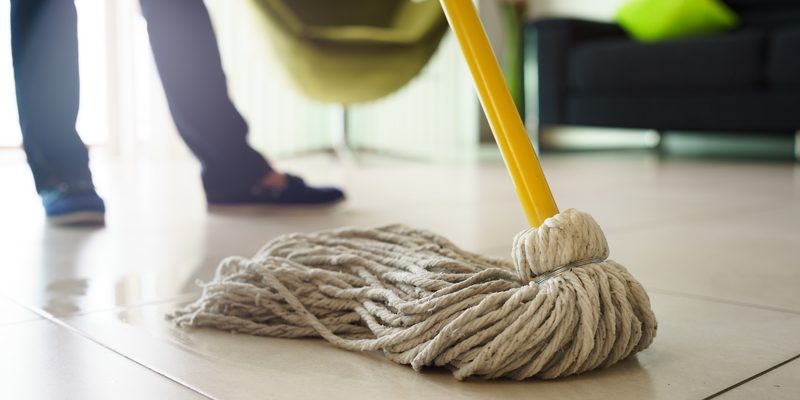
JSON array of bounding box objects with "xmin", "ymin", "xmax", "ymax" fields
[
  {"xmin": 723, "ymin": 0, "xmax": 800, "ymax": 27},
  {"xmin": 254, "ymin": 0, "xmax": 448, "ymax": 103},
  {"xmin": 281, "ymin": 0, "xmax": 404, "ymax": 28}
]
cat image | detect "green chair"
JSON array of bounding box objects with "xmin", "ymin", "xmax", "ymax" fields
[{"xmin": 253, "ymin": 0, "xmax": 449, "ymax": 104}]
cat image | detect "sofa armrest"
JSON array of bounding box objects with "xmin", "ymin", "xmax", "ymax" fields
[{"xmin": 527, "ymin": 19, "xmax": 627, "ymax": 125}]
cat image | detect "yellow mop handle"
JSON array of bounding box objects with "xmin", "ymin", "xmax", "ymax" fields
[{"xmin": 439, "ymin": 0, "xmax": 558, "ymax": 227}]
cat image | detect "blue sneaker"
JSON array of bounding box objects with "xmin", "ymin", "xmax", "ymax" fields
[
  {"xmin": 207, "ymin": 173, "xmax": 345, "ymax": 207},
  {"xmin": 40, "ymin": 182, "xmax": 106, "ymax": 226}
]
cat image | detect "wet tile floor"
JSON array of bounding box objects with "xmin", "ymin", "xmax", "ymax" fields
[{"xmin": 1, "ymin": 151, "xmax": 798, "ymax": 399}]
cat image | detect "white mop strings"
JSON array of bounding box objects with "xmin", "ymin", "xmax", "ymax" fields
[{"xmin": 170, "ymin": 209, "xmax": 657, "ymax": 380}]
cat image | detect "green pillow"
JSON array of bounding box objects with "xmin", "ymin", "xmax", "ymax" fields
[{"xmin": 616, "ymin": 0, "xmax": 739, "ymax": 42}]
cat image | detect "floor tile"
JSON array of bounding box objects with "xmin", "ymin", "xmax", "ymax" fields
[
  {"xmin": 4, "ymin": 150, "xmax": 800, "ymax": 398},
  {"xmin": 0, "ymin": 296, "xmax": 40, "ymax": 326},
  {"xmin": 61, "ymin": 292, "xmax": 800, "ymax": 400},
  {"xmin": 0, "ymin": 319, "xmax": 206, "ymax": 399},
  {"xmin": 0, "ymin": 223, "xmax": 210, "ymax": 316},
  {"xmin": 3, "ymin": 154, "xmax": 798, "ymax": 319},
  {"xmin": 544, "ymin": 153, "xmax": 800, "ymax": 205},
  {"xmin": 716, "ymin": 357, "xmax": 800, "ymax": 400},
  {"xmin": 546, "ymin": 155, "xmax": 800, "ymax": 233},
  {"xmin": 607, "ymin": 202, "xmax": 800, "ymax": 312}
]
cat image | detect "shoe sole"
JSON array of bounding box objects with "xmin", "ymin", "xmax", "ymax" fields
[{"xmin": 48, "ymin": 211, "xmax": 106, "ymax": 226}]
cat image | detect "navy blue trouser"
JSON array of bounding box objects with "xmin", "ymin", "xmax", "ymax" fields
[{"xmin": 10, "ymin": 0, "xmax": 271, "ymax": 197}]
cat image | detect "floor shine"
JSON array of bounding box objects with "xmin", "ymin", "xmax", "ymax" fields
[{"xmin": 1, "ymin": 150, "xmax": 799, "ymax": 400}]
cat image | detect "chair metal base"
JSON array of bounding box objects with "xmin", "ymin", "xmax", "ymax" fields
[{"xmin": 331, "ymin": 104, "xmax": 357, "ymax": 162}]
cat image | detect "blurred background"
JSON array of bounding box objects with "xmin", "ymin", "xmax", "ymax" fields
[
  {"xmin": 1, "ymin": 0, "xmax": 797, "ymax": 163},
  {"xmin": 0, "ymin": 0, "xmax": 647, "ymax": 163},
  {"xmin": 0, "ymin": 0, "xmax": 480, "ymax": 161}
]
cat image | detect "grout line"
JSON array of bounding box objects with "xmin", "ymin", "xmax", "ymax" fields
[
  {"xmin": 703, "ymin": 353, "xmax": 800, "ymax": 399},
  {"xmin": 646, "ymin": 287, "xmax": 800, "ymax": 316},
  {"xmin": 0, "ymin": 294, "xmax": 46, "ymax": 327},
  {"xmin": 2, "ymin": 294, "xmax": 215, "ymax": 399},
  {"xmin": 3, "ymin": 292, "xmax": 198, "ymax": 322},
  {"xmin": 29, "ymin": 308, "xmax": 216, "ymax": 400},
  {"xmin": 64, "ymin": 293, "xmax": 199, "ymax": 319}
]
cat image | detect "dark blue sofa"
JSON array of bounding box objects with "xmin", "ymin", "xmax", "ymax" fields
[{"xmin": 530, "ymin": 0, "xmax": 800, "ymax": 136}]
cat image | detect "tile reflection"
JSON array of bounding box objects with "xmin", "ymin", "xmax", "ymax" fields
[
  {"xmin": 3, "ymin": 220, "xmax": 211, "ymax": 316},
  {"xmin": 65, "ymin": 298, "xmax": 666, "ymax": 399}
]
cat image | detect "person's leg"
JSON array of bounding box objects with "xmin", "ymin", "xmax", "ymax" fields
[
  {"xmin": 138, "ymin": 0, "xmax": 271, "ymax": 201},
  {"xmin": 10, "ymin": 0, "xmax": 92, "ymax": 192},
  {"xmin": 11, "ymin": 0, "xmax": 104, "ymax": 225},
  {"xmin": 139, "ymin": 0, "xmax": 344, "ymax": 205}
]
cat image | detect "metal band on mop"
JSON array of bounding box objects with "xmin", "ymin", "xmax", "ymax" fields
[{"xmin": 532, "ymin": 258, "xmax": 605, "ymax": 285}]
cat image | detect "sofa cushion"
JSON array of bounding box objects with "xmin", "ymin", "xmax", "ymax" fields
[
  {"xmin": 767, "ymin": 27, "xmax": 800, "ymax": 86},
  {"xmin": 567, "ymin": 30, "xmax": 765, "ymax": 92},
  {"xmin": 565, "ymin": 92, "xmax": 800, "ymax": 132}
]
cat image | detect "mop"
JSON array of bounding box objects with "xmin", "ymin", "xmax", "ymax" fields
[{"xmin": 170, "ymin": 0, "xmax": 657, "ymax": 380}]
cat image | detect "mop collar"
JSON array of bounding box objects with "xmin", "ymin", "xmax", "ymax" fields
[
  {"xmin": 511, "ymin": 209, "xmax": 611, "ymax": 283},
  {"xmin": 530, "ymin": 257, "xmax": 605, "ymax": 285}
]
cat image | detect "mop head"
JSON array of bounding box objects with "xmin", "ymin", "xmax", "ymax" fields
[{"xmin": 171, "ymin": 209, "xmax": 657, "ymax": 380}]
